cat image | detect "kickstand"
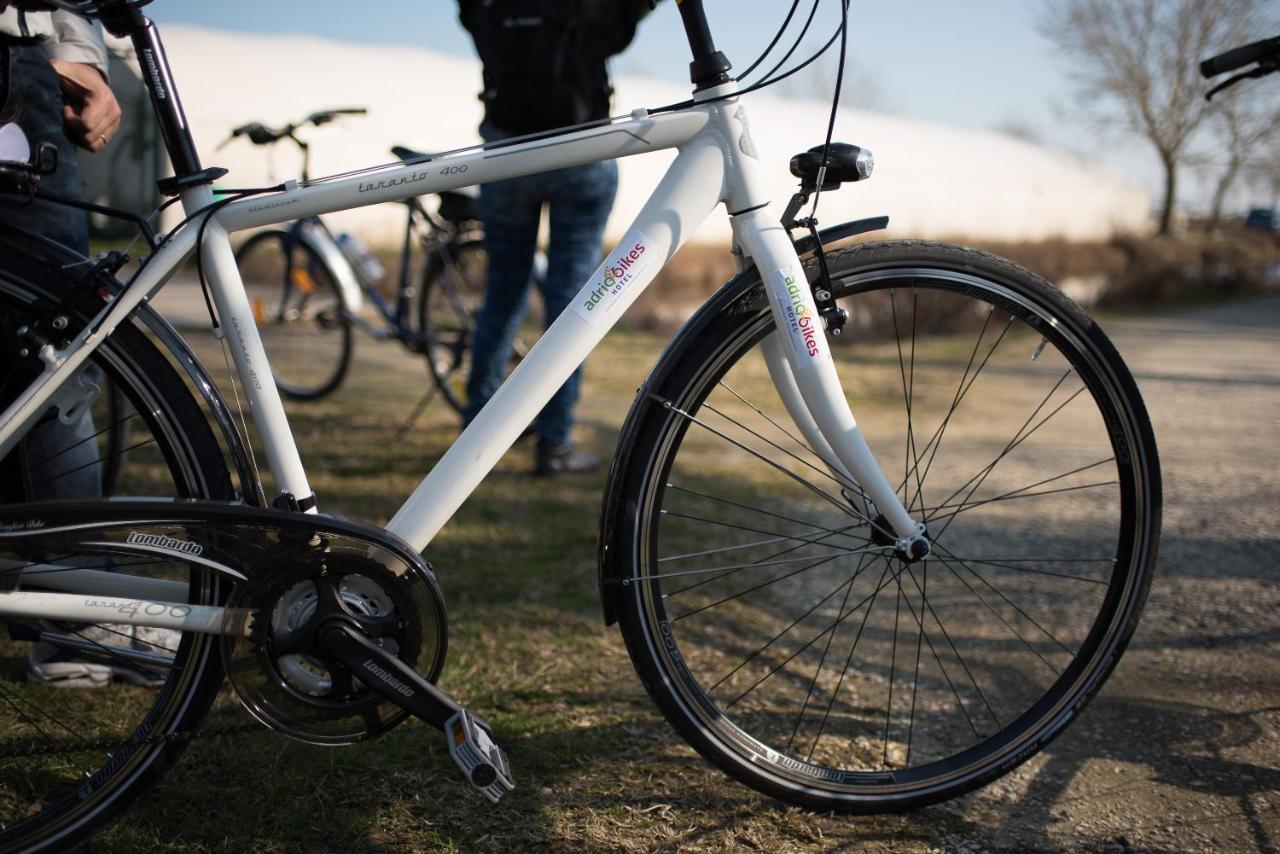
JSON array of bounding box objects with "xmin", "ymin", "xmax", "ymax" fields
[{"xmin": 396, "ymin": 383, "xmax": 441, "ymax": 439}]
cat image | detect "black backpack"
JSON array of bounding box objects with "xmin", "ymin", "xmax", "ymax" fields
[{"xmin": 464, "ymin": 0, "xmax": 613, "ymax": 135}]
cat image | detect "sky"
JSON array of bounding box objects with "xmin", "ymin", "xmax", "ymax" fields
[
  {"xmin": 148, "ymin": 0, "xmax": 1270, "ymax": 209},
  {"xmin": 152, "ymin": 1, "xmax": 1074, "ymax": 139}
]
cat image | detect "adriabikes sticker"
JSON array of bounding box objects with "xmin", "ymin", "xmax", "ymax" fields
[
  {"xmin": 770, "ymin": 268, "xmax": 831, "ymax": 369},
  {"xmin": 572, "ymin": 231, "xmax": 656, "ymax": 328}
]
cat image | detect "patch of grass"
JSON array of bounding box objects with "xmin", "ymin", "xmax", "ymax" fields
[{"xmin": 89, "ymin": 324, "xmax": 988, "ymax": 852}]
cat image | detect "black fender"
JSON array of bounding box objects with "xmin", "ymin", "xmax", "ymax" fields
[
  {"xmin": 0, "ymin": 225, "xmax": 262, "ymax": 505},
  {"xmin": 596, "ymin": 214, "xmax": 887, "ymax": 625}
]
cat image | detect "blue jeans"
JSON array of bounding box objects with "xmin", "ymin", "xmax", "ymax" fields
[
  {"xmin": 463, "ymin": 124, "xmax": 619, "ymax": 446},
  {"xmin": 0, "ymin": 41, "xmax": 99, "ymax": 501},
  {"xmin": 0, "ymin": 42, "xmax": 89, "ymax": 251}
]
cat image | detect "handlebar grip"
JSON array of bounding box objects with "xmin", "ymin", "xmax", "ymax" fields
[
  {"xmin": 308, "ymin": 108, "xmax": 368, "ymax": 126},
  {"xmin": 1201, "ymin": 36, "xmax": 1280, "ymax": 78}
]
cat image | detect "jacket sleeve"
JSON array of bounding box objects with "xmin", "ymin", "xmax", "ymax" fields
[{"xmin": 43, "ymin": 12, "xmax": 110, "ymax": 80}]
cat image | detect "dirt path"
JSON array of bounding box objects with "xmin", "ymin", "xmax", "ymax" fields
[{"xmin": 910, "ymin": 295, "xmax": 1280, "ymax": 852}]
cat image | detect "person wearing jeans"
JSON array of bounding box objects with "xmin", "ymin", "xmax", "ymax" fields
[
  {"xmin": 0, "ymin": 6, "xmax": 160, "ymax": 688},
  {"xmin": 458, "ymin": 0, "xmax": 654, "ymax": 475},
  {"xmin": 463, "ymin": 124, "xmax": 618, "ymax": 473}
]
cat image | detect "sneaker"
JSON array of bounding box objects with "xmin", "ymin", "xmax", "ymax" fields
[
  {"xmin": 28, "ymin": 623, "xmax": 170, "ymax": 688},
  {"xmin": 534, "ymin": 440, "xmax": 600, "ymax": 476},
  {"xmin": 26, "ymin": 643, "xmax": 110, "ymax": 689}
]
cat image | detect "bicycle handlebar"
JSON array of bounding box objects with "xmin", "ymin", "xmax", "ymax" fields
[
  {"xmin": 1201, "ymin": 36, "xmax": 1280, "ymax": 77},
  {"xmin": 219, "ymin": 108, "xmax": 368, "ymax": 149}
]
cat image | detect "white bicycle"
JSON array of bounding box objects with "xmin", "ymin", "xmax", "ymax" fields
[{"xmin": 0, "ymin": 0, "xmax": 1160, "ymax": 849}]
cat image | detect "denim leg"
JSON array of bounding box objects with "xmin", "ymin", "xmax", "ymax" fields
[
  {"xmin": 463, "ymin": 175, "xmax": 543, "ymax": 424},
  {"xmin": 533, "ymin": 160, "xmax": 618, "ymax": 446},
  {"xmin": 0, "ymin": 45, "xmax": 89, "ymax": 253},
  {"xmin": 0, "ymin": 44, "xmax": 100, "ymax": 502}
]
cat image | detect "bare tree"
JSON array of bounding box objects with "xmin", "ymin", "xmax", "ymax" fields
[
  {"xmin": 1243, "ymin": 144, "xmax": 1280, "ymax": 210},
  {"xmin": 1201, "ymin": 92, "xmax": 1280, "ymax": 229},
  {"xmin": 1041, "ymin": 0, "xmax": 1265, "ymax": 235}
]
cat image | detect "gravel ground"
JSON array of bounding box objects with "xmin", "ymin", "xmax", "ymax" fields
[{"xmin": 915, "ymin": 294, "xmax": 1280, "ymax": 852}]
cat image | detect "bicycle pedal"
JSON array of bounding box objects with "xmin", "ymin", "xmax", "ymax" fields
[{"xmin": 445, "ymin": 709, "xmax": 513, "ymax": 803}]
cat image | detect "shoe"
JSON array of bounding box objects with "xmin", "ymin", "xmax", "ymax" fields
[
  {"xmin": 28, "ymin": 623, "xmax": 171, "ymax": 688},
  {"xmin": 26, "ymin": 643, "xmax": 110, "ymax": 688},
  {"xmin": 534, "ymin": 440, "xmax": 600, "ymax": 476}
]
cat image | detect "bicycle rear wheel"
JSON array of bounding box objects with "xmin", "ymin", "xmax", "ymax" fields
[
  {"xmin": 0, "ymin": 238, "xmax": 234, "ymax": 851},
  {"xmin": 236, "ymin": 228, "xmax": 352, "ymax": 400},
  {"xmin": 611, "ymin": 241, "xmax": 1160, "ymax": 812},
  {"xmin": 418, "ymin": 235, "xmax": 542, "ymax": 416}
]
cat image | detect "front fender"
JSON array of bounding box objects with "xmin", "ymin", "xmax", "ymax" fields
[{"xmin": 596, "ymin": 214, "xmax": 888, "ymax": 625}]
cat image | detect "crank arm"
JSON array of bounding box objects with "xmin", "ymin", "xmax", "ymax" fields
[{"xmin": 315, "ymin": 620, "xmax": 514, "ymax": 802}]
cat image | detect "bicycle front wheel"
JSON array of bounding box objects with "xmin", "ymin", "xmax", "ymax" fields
[
  {"xmin": 237, "ymin": 228, "xmax": 352, "ymax": 400},
  {"xmin": 0, "ymin": 236, "xmax": 235, "ymax": 850},
  {"xmin": 612, "ymin": 240, "xmax": 1160, "ymax": 812}
]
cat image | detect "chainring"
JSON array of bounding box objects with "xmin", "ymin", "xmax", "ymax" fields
[
  {"xmin": 0, "ymin": 499, "xmax": 448, "ymax": 746},
  {"xmin": 221, "ymin": 527, "xmax": 448, "ymax": 745}
]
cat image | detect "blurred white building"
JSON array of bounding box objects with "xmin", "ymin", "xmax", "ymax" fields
[{"xmin": 96, "ymin": 26, "xmax": 1150, "ymax": 247}]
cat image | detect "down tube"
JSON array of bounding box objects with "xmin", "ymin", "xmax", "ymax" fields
[{"xmin": 388, "ymin": 140, "xmax": 726, "ymax": 552}]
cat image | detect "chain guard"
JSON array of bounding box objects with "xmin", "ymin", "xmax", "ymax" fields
[{"xmin": 0, "ymin": 499, "xmax": 448, "ymax": 745}]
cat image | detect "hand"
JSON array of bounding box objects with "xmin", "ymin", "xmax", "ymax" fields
[{"xmin": 49, "ymin": 59, "xmax": 122, "ymax": 153}]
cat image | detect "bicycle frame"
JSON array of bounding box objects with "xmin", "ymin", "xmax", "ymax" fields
[{"xmin": 0, "ymin": 81, "xmax": 926, "ymax": 634}]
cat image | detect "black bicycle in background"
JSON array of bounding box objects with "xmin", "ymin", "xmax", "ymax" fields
[{"xmin": 226, "ymin": 108, "xmax": 540, "ymax": 408}]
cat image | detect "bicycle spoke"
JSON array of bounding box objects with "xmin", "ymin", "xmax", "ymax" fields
[
  {"xmin": 0, "ymin": 686, "xmax": 96, "ymax": 773},
  {"xmin": 656, "ymin": 395, "xmax": 897, "ymax": 542},
  {"xmin": 931, "ymin": 555, "xmax": 1062, "ymax": 675},
  {"xmin": 904, "ymin": 561, "xmax": 927, "ymax": 766},
  {"xmin": 785, "ymin": 551, "xmax": 867, "ymax": 751},
  {"xmin": 635, "ymin": 542, "xmax": 884, "ymax": 584},
  {"xmin": 924, "ymin": 479, "xmax": 1120, "ymax": 528},
  {"xmin": 932, "ymin": 555, "xmax": 1112, "ymax": 585},
  {"xmin": 667, "ymin": 483, "xmax": 871, "ymax": 540},
  {"xmin": 883, "ymin": 563, "xmax": 904, "ymax": 767},
  {"xmin": 930, "ymin": 379, "xmax": 1087, "ymax": 544},
  {"xmin": 920, "ymin": 457, "xmax": 1116, "ymax": 519},
  {"xmin": 929, "ymin": 545, "xmax": 1074, "ymax": 655},
  {"xmin": 726, "ymin": 557, "xmax": 899, "ymax": 711},
  {"xmin": 898, "ymin": 309, "xmax": 1012, "ymax": 504},
  {"xmin": 806, "ymin": 556, "xmax": 898, "ymax": 758},
  {"xmin": 672, "ymin": 544, "xmax": 890, "ymax": 622},
  {"xmin": 715, "ymin": 382, "xmax": 868, "ymax": 500},
  {"xmin": 902, "ymin": 563, "xmax": 1001, "ymax": 729},
  {"xmin": 0, "ymin": 436, "xmax": 156, "ymax": 495},
  {"xmin": 709, "ymin": 561, "xmax": 873, "ymax": 695},
  {"xmin": 660, "ymin": 490, "xmax": 872, "ymax": 598}
]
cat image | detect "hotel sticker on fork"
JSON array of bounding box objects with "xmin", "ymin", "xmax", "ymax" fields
[{"xmin": 769, "ymin": 267, "xmax": 832, "ymax": 369}]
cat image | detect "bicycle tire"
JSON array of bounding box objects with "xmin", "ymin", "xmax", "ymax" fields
[
  {"xmin": 0, "ymin": 237, "xmax": 235, "ymax": 851},
  {"xmin": 417, "ymin": 235, "xmax": 542, "ymax": 417},
  {"xmin": 609, "ymin": 240, "xmax": 1161, "ymax": 812},
  {"xmin": 236, "ymin": 228, "xmax": 353, "ymax": 401}
]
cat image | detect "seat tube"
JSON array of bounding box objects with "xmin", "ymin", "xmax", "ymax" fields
[{"xmin": 192, "ymin": 203, "xmax": 316, "ymax": 509}]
